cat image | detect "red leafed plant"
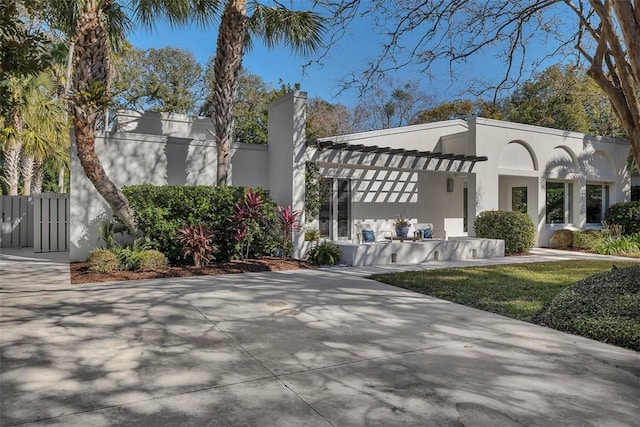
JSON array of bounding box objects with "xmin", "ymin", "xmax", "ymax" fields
[
  {"xmin": 176, "ymin": 225, "xmax": 217, "ymax": 267},
  {"xmin": 277, "ymin": 206, "xmax": 302, "ymax": 258},
  {"xmin": 234, "ymin": 188, "xmax": 265, "ymax": 259}
]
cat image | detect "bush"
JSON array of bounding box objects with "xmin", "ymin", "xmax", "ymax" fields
[
  {"xmin": 306, "ymin": 241, "xmax": 341, "ymax": 265},
  {"xmin": 573, "ymin": 229, "xmax": 602, "ymax": 250},
  {"xmin": 604, "ymin": 201, "xmax": 640, "ymax": 235},
  {"xmin": 593, "ymin": 235, "xmax": 640, "ymax": 255},
  {"xmin": 474, "ymin": 211, "xmax": 535, "ymax": 255},
  {"xmin": 122, "ymin": 185, "xmax": 279, "ymax": 262},
  {"xmin": 534, "ymin": 266, "xmax": 640, "ymax": 351},
  {"xmin": 86, "ymin": 249, "xmax": 119, "ymax": 273},
  {"xmin": 137, "ymin": 250, "xmax": 168, "ymax": 271},
  {"xmin": 549, "ymin": 229, "xmax": 574, "ymax": 249},
  {"xmin": 176, "ymin": 224, "xmax": 218, "ymax": 267}
]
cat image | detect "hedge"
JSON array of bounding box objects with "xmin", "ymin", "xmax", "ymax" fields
[
  {"xmin": 604, "ymin": 201, "xmax": 640, "ymax": 235},
  {"xmin": 474, "ymin": 210, "xmax": 535, "ymax": 255},
  {"xmin": 122, "ymin": 185, "xmax": 279, "ymax": 262},
  {"xmin": 534, "ymin": 266, "xmax": 640, "ymax": 351}
]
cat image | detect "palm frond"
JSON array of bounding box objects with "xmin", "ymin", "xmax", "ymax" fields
[
  {"xmin": 248, "ymin": 4, "xmax": 325, "ymax": 56},
  {"xmin": 133, "ymin": 0, "xmax": 222, "ymax": 30}
]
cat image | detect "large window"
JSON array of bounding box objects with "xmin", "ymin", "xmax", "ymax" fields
[
  {"xmin": 546, "ymin": 181, "xmax": 573, "ymax": 224},
  {"xmin": 586, "ymin": 184, "xmax": 610, "ymax": 224}
]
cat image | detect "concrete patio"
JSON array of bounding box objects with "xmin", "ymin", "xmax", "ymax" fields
[{"xmin": 0, "ymin": 249, "xmax": 639, "ymax": 426}]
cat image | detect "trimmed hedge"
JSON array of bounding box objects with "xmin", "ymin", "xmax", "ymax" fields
[
  {"xmin": 122, "ymin": 185, "xmax": 279, "ymax": 262},
  {"xmin": 534, "ymin": 266, "xmax": 640, "ymax": 351},
  {"xmin": 549, "ymin": 229, "xmax": 574, "ymax": 249},
  {"xmin": 87, "ymin": 249, "xmax": 119, "ymax": 273},
  {"xmin": 604, "ymin": 201, "xmax": 640, "ymax": 235},
  {"xmin": 474, "ymin": 210, "xmax": 535, "ymax": 255},
  {"xmin": 573, "ymin": 229, "xmax": 602, "ymax": 250}
]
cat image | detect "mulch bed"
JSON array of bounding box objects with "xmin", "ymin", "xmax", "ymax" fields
[{"xmin": 71, "ymin": 257, "xmax": 316, "ymax": 284}]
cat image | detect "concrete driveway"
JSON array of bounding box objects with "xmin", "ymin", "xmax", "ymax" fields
[{"xmin": 1, "ymin": 251, "xmax": 639, "ymax": 426}]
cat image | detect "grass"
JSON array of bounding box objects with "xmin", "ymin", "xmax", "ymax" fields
[{"xmin": 370, "ymin": 260, "xmax": 639, "ymax": 322}]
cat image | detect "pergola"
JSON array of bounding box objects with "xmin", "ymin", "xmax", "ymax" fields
[{"xmin": 306, "ymin": 139, "xmax": 488, "ymax": 173}]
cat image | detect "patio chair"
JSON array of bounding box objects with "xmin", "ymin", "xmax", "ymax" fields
[{"xmin": 414, "ymin": 223, "xmax": 447, "ymax": 240}]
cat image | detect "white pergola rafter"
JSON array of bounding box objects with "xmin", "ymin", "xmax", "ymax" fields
[{"xmin": 306, "ymin": 140, "xmax": 488, "ymax": 173}]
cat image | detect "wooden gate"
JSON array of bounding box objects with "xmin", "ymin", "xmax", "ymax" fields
[{"xmin": 1, "ymin": 194, "xmax": 69, "ymax": 252}]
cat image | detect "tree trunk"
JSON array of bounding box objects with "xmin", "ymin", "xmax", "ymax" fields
[
  {"xmin": 58, "ymin": 166, "xmax": 66, "ymax": 193},
  {"xmin": 21, "ymin": 155, "xmax": 34, "ymax": 196},
  {"xmin": 70, "ymin": 0, "xmax": 137, "ymax": 232},
  {"xmin": 3, "ymin": 141, "xmax": 22, "ymax": 196},
  {"xmin": 212, "ymin": 0, "xmax": 248, "ymax": 186},
  {"xmin": 3, "ymin": 111, "xmax": 23, "ymax": 195},
  {"xmin": 32, "ymin": 158, "xmax": 44, "ymax": 194}
]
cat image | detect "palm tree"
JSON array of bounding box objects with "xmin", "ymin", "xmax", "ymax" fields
[
  {"xmin": 211, "ymin": 1, "xmax": 324, "ymax": 186},
  {"xmin": 51, "ymin": 0, "xmax": 219, "ymax": 232}
]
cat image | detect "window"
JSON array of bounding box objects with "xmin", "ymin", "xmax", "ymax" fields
[
  {"xmin": 463, "ymin": 187, "xmax": 468, "ymax": 232},
  {"xmin": 318, "ymin": 178, "xmax": 351, "ymax": 239},
  {"xmin": 512, "ymin": 187, "xmax": 527, "ymax": 214},
  {"xmin": 586, "ymin": 184, "xmax": 610, "ymax": 224},
  {"xmin": 546, "ymin": 181, "xmax": 573, "ymax": 224}
]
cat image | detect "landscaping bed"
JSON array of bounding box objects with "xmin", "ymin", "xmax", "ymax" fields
[{"xmin": 71, "ymin": 257, "xmax": 315, "ymax": 284}]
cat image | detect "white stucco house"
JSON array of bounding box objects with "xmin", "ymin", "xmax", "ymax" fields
[{"xmin": 70, "ymin": 91, "xmax": 631, "ymax": 264}]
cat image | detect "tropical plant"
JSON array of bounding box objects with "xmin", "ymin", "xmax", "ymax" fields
[
  {"xmin": 393, "ymin": 216, "xmax": 411, "ymax": 228},
  {"xmin": 234, "ymin": 188, "xmax": 266, "ymax": 259},
  {"xmin": 209, "ymin": 0, "xmax": 324, "ymax": 185},
  {"xmin": 305, "ymin": 241, "xmax": 341, "ymax": 265},
  {"xmin": 277, "ymin": 205, "xmax": 302, "ymax": 258},
  {"xmin": 593, "ymin": 235, "xmax": 640, "ymax": 256},
  {"xmin": 97, "ymin": 218, "xmax": 127, "ymax": 250},
  {"xmin": 48, "ymin": 0, "xmax": 217, "ymax": 232},
  {"xmin": 304, "ymin": 227, "xmax": 320, "ymax": 242},
  {"xmin": 1, "ymin": 71, "xmax": 68, "ymax": 195},
  {"xmin": 176, "ymin": 224, "xmax": 218, "ymax": 267}
]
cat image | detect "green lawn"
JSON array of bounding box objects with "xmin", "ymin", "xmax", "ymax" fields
[{"xmin": 370, "ymin": 260, "xmax": 639, "ymax": 322}]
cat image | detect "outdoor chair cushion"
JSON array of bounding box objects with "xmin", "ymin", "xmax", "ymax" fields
[
  {"xmin": 362, "ymin": 230, "xmax": 376, "ymax": 243},
  {"xmin": 416, "ymin": 227, "xmax": 433, "ymax": 239}
]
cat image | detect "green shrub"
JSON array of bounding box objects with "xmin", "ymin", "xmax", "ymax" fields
[
  {"xmin": 604, "ymin": 201, "xmax": 640, "ymax": 235},
  {"xmin": 122, "ymin": 185, "xmax": 279, "ymax": 262},
  {"xmin": 137, "ymin": 250, "xmax": 168, "ymax": 271},
  {"xmin": 474, "ymin": 211, "xmax": 535, "ymax": 255},
  {"xmin": 534, "ymin": 266, "xmax": 640, "ymax": 351},
  {"xmin": 594, "ymin": 235, "xmax": 640, "ymax": 255},
  {"xmin": 549, "ymin": 229, "xmax": 574, "ymax": 249},
  {"xmin": 306, "ymin": 241, "xmax": 341, "ymax": 265},
  {"xmin": 304, "ymin": 228, "xmax": 320, "ymax": 242},
  {"xmin": 573, "ymin": 229, "xmax": 602, "ymax": 250},
  {"xmin": 86, "ymin": 249, "xmax": 119, "ymax": 273}
]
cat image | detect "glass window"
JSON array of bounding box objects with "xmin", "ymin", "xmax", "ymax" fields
[
  {"xmin": 463, "ymin": 187, "xmax": 468, "ymax": 232},
  {"xmin": 512, "ymin": 187, "xmax": 527, "ymax": 214},
  {"xmin": 318, "ymin": 178, "xmax": 332, "ymax": 237},
  {"xmin": 586, "ymin": 184, "xmax": 603, "ymax": 223},
  {"xmin": 546, "ymin": 182, "xmax": 565, "ymax": 224},
  {"xmin": 546, "ymin": 181, "xmax": 573, "ymax": 225},
  {"xmin": 337, "ymin": 179, "xmax": 351, "ymax": 239}
]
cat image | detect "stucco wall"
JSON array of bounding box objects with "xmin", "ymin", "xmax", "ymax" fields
[{"xmin": 70, "ymin": 128, "xmax": 267, "ymax": 261}]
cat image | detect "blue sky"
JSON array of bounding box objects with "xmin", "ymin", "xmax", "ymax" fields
[{"xmin": 127, "ymin": 3, "xmax": 570, "ymax": 108}]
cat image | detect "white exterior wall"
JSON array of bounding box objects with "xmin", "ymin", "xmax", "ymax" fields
[
  {"xmin": 470, "ymin": 118, "xmax": 630, "ymax": 245},
  {"xmin": 70, "ymin": 97, "xmax": 631, "ymax": 261},
  {"xmin": 70, "ymin": 114, "xmax": 267, "ymax": 261},
  {"xmin": 267, "ymin": 91, "xmax": 307, "ymax": 258}
]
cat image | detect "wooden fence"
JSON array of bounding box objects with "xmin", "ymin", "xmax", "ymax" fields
[{"xmin": 0, "ymin": 194, "xmax": 69, "ymax": 252}]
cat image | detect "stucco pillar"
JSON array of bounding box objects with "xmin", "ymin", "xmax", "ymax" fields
[{"xmin": 267, "ymin": 91, "xmax": 307, "ymax": 259}]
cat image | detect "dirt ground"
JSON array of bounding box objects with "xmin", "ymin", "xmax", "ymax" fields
[{"xmin": 71, "ymin": 257, "xmax": 316, "ymax": 284}]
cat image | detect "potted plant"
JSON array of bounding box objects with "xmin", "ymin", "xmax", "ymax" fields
[{"xmin": 394, "ymin": 216, "xmax": 411, "ymax": 238}]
